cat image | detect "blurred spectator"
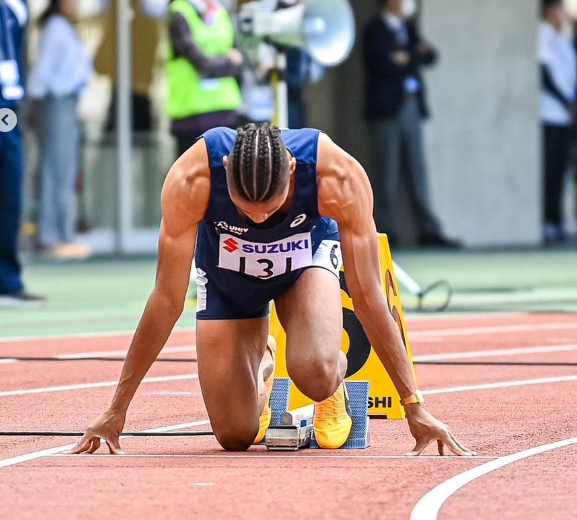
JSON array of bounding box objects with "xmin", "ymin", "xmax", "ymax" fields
[
  {"xmin": 167, "ymin": 0, "xmax": 243, "ymax": 157},
  {"xmin": 95, "ymin": 0, "xmax": 163, "ymax": 132},
  {"xmin": 362, "ymin": 0, "xmax": 460, "ymax": 248},
  {"xmin": 540, "ymin": 0, "xmax": 576, "ymax": 244},
  {"xmin": 238, "ymin": 42, "xmax": 275, "ymax": 125},
  {"xmin": 286, "ymin": 48, "xmax": 324, "ymax": 129},
  {"xmin": 0, "ymin": 0, "xmax": 45, "ymax": 307},
  {"xmin": 26, "ymin": 0, "xmax": 93, "ymax": 260}
]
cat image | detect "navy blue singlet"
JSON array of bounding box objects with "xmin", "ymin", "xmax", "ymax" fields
[{"xmin": 194, "ymin": 127, "xmax": 341, "ymax": 320}]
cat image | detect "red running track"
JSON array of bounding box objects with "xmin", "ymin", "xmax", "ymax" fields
[{"xmin": 1, "ymin": 313, "xmax": 577, "ymax": 520}]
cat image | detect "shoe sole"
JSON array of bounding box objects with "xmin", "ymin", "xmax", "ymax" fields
[{"xmin": 0, "ymin": 298, "xmax": 46, "ymax": 310}]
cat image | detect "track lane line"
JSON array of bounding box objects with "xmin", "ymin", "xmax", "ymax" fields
[
  {"xmin": 411, "ymin": 322, "xmax": 577, "ymax": 338},
  {"xmin": 414, "ymin": 344, "xmax": 577, "ymax": 362},
  {"xmin": 0, "ymin": 313, "xmax": 574, "ymax": 344},
  {"xmin": 0, "ymin": 419, "xmax": 210, "ymax": 469},
  {"xmin": 0, "ymin": 374, "xmax": 198, "ymax": 397},
  {"xmin": 0, "ymin": 345, "xmax": 196, "ymax": 365},
  {"xmin": 0, "ymin": 328, "xmax": 195, "ymax": 343},
  {"xmin": 423, "ymin": 374, "xmax": 577, "ymax": 395},
  {"xmin": 409, "ymin": 436, "xmax": 577, "ymax": 520},
  {"xmin": 49, "ymin": 454, "xmax": 498, "ymax": 460},
  {"xmin": 4, "ymin": 372, "xmax": 577, "ymax": 399}
]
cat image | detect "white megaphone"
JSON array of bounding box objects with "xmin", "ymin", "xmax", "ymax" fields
[{"xmin": 238, "ymin": 0, "xmax": 356, "ymax": 67}]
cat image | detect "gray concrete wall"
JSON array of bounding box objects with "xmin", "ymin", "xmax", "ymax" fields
[{"xmin": 307, "ymin": 0, "xmax": 542, "ymax": 246}]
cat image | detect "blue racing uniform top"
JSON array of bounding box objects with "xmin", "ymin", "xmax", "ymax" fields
[{"xmin": 195, "ymin": 127, "xmax": 339, "ymax": 317}]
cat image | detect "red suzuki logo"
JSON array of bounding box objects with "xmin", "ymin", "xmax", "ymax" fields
[{"xmin": 223, "ymin": 238, "xmax": 239, "ymax": 253}]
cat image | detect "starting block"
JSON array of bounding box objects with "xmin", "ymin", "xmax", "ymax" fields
[{"xmin": 265, "ymin": 378, "xmax": 370, "ymax": 451}]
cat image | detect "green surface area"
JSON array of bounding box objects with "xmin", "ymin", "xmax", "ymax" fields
[
  {"xmin": 0, "ymin": 257, "xmax": 196, "ymax": 339},
  {"xmin": 1, "ymin": 248, "xmax": 576, "ymax": 339},
  {"xmin": 395, "ymin": 248, "xmax": 577, "ymax": 314}
]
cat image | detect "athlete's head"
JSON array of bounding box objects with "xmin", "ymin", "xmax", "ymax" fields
[{"xmin": 224, "ymin": 123, "xmax": 296, "ymax": 224}]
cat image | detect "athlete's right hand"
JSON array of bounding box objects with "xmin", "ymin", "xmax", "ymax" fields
[{"xmin": 67, "ymin": 409, "xmax": 126, "ymax": 455}]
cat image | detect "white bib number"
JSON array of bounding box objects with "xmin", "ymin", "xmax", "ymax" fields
[{"xmin": 218, "ymin": 233, "xmax": 313, "ymax": 280}]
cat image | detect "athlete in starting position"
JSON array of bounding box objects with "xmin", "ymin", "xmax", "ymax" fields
[{"xmin": 71, "ymin": 124, "xmax": 475, "ymax": 455}]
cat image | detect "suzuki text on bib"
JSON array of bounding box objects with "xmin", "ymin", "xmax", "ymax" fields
[{"xmin": 218, "ymin": 233, "xmax": 313, "ymax": 279}]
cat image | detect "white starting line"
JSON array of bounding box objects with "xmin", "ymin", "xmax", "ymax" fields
[{"xmin": 49, "ymin": 454, "xmax": 498, "ymax": 460}]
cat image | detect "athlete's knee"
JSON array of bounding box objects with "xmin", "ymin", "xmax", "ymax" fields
[
  {"xmin": 288, "ymin": 355, "xmax": 341, "ymax": 402},
  {"xmin": 213, "ymin": 423, "xmax": 258, "ymax": 452}
]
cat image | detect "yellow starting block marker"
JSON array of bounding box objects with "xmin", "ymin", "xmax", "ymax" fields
[{"xmin": 270, "ymin": 234, "xmax": 417, "ymax": 419}]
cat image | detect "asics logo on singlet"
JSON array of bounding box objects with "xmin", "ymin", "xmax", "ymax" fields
[
  {"xmin": 290, "ymin": 214, "xmax": 307, "ymax": 228},
  {"xmin": 241, "ymin": 239, "xmax": 310, "ymax": 254},
  {"xmin": 223, "ymin": 238, "xmax": 239, "ymax": 253},
  {"xmin": 214, "ymin": 221, "xmax": 249, "ymax": 236}
]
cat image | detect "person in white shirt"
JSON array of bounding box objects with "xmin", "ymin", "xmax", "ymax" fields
[
  {"xmin": 26, "ymin": 0, "xmax": 93, "ymax": 259},
  {"xmin": 539, "ymin": 0, "xmax": 577, "ymax": 244}
]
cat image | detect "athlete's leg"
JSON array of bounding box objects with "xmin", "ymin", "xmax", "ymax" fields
[
  {"xmin": 196, "ymin": 317, "xmax": 270, "ymax": 451},
  {"xmin": 275, "ymin": 268, "xmax": 346, "ymax": 402}
]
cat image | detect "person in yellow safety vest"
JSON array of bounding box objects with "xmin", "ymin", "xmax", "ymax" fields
[{"xmin": 167, "ymin": 0, "xmax": 243, "ymax": 157}]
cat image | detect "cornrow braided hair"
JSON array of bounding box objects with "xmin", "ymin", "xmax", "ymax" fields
[{"xmin": 227, "ymin": 123, "xmax": 291, "ymax": 203}]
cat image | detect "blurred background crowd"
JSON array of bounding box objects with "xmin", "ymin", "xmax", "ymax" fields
[{"xmin": 1, "ymin": 0, "xmax": 577, "ymax": 305}]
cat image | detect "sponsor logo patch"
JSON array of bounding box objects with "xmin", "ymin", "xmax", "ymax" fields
[
  {"xmin": 214, "ymin": 221, "xmax": 249, "ymax": 236},
  {"xmin": 290, "ymin": 214, "xmax": 307, "ymax": 228},
  {"xmin": 223, "ymin": 238, "xmax": 239, "ymax": 253}
]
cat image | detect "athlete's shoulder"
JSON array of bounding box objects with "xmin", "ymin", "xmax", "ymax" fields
[
  {"xmin": 281, "ymin": 128, "xmax": 322, "ymax": 164},
  {"xmin": 162, "ymin": 139, "xmax": 212, "ymax": 228},
  {"xmin": 203, "ymin": 126, "xmax": 237, "ymax": 140},
  {"xmin": 316, "ymin": 134, "xmax": 373, "ymax": 226},
  {"xmin": 202, "ymin": 127, "xmax": 237, "ymax": 168}
]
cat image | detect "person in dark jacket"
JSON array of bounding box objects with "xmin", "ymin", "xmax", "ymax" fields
[
  {"xmin": 363, "ymin": 0, "xmax": 460, "ymax": 248},
  {"xmin": 0, "ymin": 0, "xmax": 45, "ymax": 308},
  {"xmin": 540, "ymin": 0, "xmax": 576, "ymax": 244}
]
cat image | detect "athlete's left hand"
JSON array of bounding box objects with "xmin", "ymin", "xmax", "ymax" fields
[{"xmin": 404, "ymin": 405, "xmax": 476, "ymax": 457}]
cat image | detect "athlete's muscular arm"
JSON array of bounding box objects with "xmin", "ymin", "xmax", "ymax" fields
[
  {"xmin": 317, "ymin": 134, "xmax": 475, "ymax": 457},
  {"xmin": 69, "ymin": 141, "xmax": 211, "ymax": 455}
]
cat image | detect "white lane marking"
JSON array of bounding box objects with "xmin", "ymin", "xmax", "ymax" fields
[
  {"xmin": 423, "ymin": 374, "xmax": 577, "ymax": 395},
  {"xmin": 0, "ymin": 345, "xmax": 196, "ymax": 364},
  {"xmin": 145, "ymin": 391, "xmax": 199, "ymax": 397},
  {"xmin": 0, "ymin": 444, "xmax": 79, "ymax": 469},
  {"xmin": 406, "ymin": 312, "xmax": 527, "ymax": 322},
  {"xmin": 141, "ymin": 420, "xmax": 210, "ymax": 434},
  {"xmin": 0, "ymin": 374, "xmax": 198, "ymax": 397},
  {"xmin": 411, "ymin": 322, "xmax": 577, "ymax": 338},
  {"xmin": 50, "ymin": 454, "xmax": 498, "ymax": 460},
  {"xmin": 194, "ymin": 483, "xmax": 215, "ymax": 487},
  {"xmin": 410, "ymin": 436, "xmax": 577, "ymax": 520},
  {"xmin": 58, "ymin": 345, "xmax": 196, "ymax": 359},
  {"xmin": 414, "ymin": 344, "xmax": 577, "ymax": 362},
  {"xmin": 0, "ymin": 420, "xmax": 210, "ymax": 469},
  {"xmin": 0, "ymin": 328, "xmax": 195, "ymax": 343}
]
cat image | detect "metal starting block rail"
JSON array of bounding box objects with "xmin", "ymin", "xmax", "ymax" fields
[{"xmin": 265, "ymin": 378, "xmax": 371, "ymax": 451}]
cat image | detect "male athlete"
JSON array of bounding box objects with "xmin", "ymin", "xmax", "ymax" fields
[{"xmin": 71, "ymin": 124, "xmax": 475, "ymax": 455}]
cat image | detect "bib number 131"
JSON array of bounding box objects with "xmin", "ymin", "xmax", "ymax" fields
[{"xmin": 218, "ymin": 232, "xmax": 313, "ymax": 280}]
